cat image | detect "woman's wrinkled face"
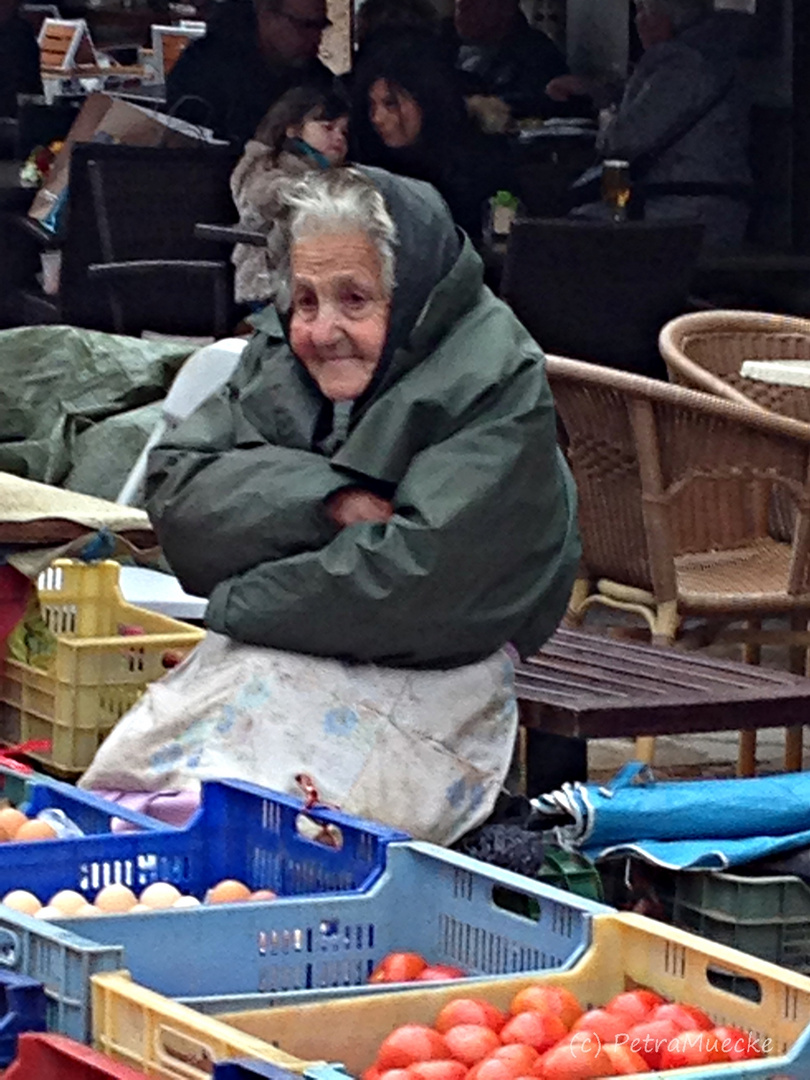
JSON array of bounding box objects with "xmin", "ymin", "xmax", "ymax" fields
[
  {"xmin": 292, "ymin": 113, "xmax": 349, "ymax": 164},
  {"xmin": 369, "ymin": 79, "xmax": 422, "ymax": 149},
  {"xmin": 290, "ymin": 231, "xmax": 391, "ymax": 401}
]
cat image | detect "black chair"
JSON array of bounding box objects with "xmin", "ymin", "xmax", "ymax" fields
[
  {"xmin": 10, "ymin": 141, "xmax": 240, "ymax": 337},
  {"xmin": 500, "ymin": 218, "xmax": 705, "ymax": 378}
]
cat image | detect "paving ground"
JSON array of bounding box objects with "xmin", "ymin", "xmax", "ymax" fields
[{"xmin": 575, "ymin": 607, "xmax": 810, "ymax": 783}]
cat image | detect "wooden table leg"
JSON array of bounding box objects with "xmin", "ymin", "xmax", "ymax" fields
[
  {"xmin": 786, "ymin": 726, "xmax": 804, "ymax": 772},
  {"xmin": 737, "ymin": 731, "xmax": 757, "ymax": 777},
  {"xmin": 738, "ymin": 620, "xmax": 760, "ymax": 777},
  {"xmin": 634, "ymin": 736, "xmax": 655, "ymax": 765}
]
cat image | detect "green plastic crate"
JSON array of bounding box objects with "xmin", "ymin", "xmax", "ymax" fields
[
  {"xmin": 672, "ymin": 870, "xmax": 810, "ymax": 973},
  {"xmin": 539, "ymin": 847, "xmax": 604, "ymax": 902}
]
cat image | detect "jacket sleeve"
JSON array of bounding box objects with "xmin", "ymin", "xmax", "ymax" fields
[
  {"xmin": 604, "ymin": 46, "xmax": 727, "ymax": 164},
  {"xmin": 205, "ymin": 361, "xmax": 579, "ymax": 667},
  {"xmin": 145, "ymin": 389, "xmax": 349, "ymax": 598}
]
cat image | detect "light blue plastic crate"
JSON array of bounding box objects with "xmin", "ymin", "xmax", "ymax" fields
[
  {"xmin": 50, "ymin": 841, "xmax": 609, "ymax": 1008},
  {"xmin": 0, "ymin": 907, "xmax": 124, "ymax": 1044}
]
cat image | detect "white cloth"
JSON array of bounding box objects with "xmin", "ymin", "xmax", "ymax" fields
[{"xmin": 80, "ymin": 631, "xmax": 518, "ymax": 845}]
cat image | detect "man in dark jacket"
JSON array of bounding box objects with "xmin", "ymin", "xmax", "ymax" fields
[
  {"xmin": 0, "ymin": 0, "xmax": 43, "ymax": 118},
  {"xmin": 167, "ymin": 0, "xmax": 334, "ymax": 147},
  {"xmin": 454, "ymin": 0, "xmax": 568, "ymax": 120}
]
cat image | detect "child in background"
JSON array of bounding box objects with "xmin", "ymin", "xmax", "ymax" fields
[{"xmin": 231, "ymin": 83, "xmax": 350, "ymax": 310}]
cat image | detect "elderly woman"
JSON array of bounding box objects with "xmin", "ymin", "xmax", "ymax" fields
[
  {"xmin": 553, "ymin": 0, "xmax": 753, "ymax": 252},
  {"xmin": 81, "ymin": 167, "xmax": 578, "ymax": 842}
]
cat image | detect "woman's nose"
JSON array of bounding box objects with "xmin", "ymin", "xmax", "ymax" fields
[{"xmin": 310, "ymin": 307, "xmax": 341, "ymax": 346}]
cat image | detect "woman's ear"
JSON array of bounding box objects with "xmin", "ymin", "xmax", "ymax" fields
[{"xmin": 286, "ymin": 124, "xmax": 302, "ymax": 140}]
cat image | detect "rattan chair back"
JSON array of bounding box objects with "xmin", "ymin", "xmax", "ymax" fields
[
  {"xmin": 546, "ymin": 355, "xmax": 810, "ymax": 602},
  {"xmin": 661, "ymin": 310, "xmax": 810, "ymax": 424}
]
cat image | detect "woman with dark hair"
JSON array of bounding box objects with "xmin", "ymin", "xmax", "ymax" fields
[
  {"xmin": 350, "ymin": 32, "xmax": 514, "ymax": 245},
  {"xmin": 231, "ymin": 83, "xmax": 350, "ymax": 307}
]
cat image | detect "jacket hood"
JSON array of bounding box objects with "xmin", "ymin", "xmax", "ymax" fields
[{"xmin": 353, "ymin": 166, "xmax": 463, "ymax": 400}]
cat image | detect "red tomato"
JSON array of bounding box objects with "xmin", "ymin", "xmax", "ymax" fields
[
  {"xmin": 363, "ymin": 1066, "xmax": 382, "ymax": 1080},
  {"xmin": 369, "ymin": 953, "xmax": 428, "ymax": 984},
  {"xmin": 443, "ymin": 1025, "xmax": 502, "ymax": 1066},
  {"xmin": 601, "ymin": 1044, "xmax": 650, "ymax": 1075},
  {"xmin": 605, "ymin": 992, "xmax": 665, "ymax": 1025},
  {"xmin": 500, "ymin": 1011, "xmax": 569, "ymax": 1053},
  {"xmin": 407, "ymin": 1061, "xmax": 468, "ymax": 1080},
  {"xmin": 659, "ymin": 1031, "xmax": 714, "ymax": 1070},
  {"xmin": 711, "ymin": 1025, "xmax": 764, "ymax": 1061},
  {"xmin": 467, "ymin": 1043, "xmax": 540, "ymax": 1080},
  {"xmin": 380, "ymin": 1070, "xmax": 413, "ymax": 1080},
  {"xmin": 536, "ymin": 1035, "xmax": 616, "ymax": 1080},
  {"xmin": 417, "ymin": 966, "xmax": 467, "ymax": 982},
  {"xmin": 571, "ymin": 1009, "xmax": 631, "ymax": 1044},
  {"xmin": 378, "ymin": 1026, "xmax": 449, "ymax": 1070},
  {"xmin": 510, "ymin": 986, "xmax": 584, "ymax": 1029},
  {"xmin": 625, "ymin": 1019, "xmax": 681, "ymax": 1069},
  {"xmin": 435, "ymin": 999, "xmax": 508, "ymax": 1035},
  {"xmin": 652, "ymin": 1003, "xmax": 713, "ymax": 1032}
]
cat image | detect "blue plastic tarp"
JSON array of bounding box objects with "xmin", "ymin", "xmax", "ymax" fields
[{"xmin": 533, "ymin": 763, "xmax": 810, "ymax": 870}]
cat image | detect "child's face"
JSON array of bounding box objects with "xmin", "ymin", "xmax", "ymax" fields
[{"xmin": 297, "ymin": 114, "xmax": 349, "ymax": 164}]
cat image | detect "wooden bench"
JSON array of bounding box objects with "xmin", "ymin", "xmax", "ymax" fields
[{"xmin": 515, "ymin": 628, "xmax": 810, "ymax": 792}]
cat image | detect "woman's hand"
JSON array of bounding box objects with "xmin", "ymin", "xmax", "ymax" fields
[{"xmin": 326, "ymin": 488, "xmax": 394, "ymax": 528}]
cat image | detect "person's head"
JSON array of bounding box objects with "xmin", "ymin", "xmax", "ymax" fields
[
  {"xmin": 353, "ymin": 35, "xmax": 470, "ymax": 155},
  {"xmin": 252, "ymin": 0, "xmax": 331, "ymax": 65},
  {"xmin": 634, "ymin": 0, "xmax": 710, "ymax": 47},
  {"xmin": 454, "ymin": 0, "xmax": 518, "ymax": 45},
  {"xmin": 277, "ymin": 167, "xmax": 461, "ymax": 403},
  {"xmin": 280, "ymin": 169, "xmax": 397, "ymax": 401},
  {"xmin": 356, "ymin": 0, "xmax": 439, "ymax": 49},
  {"xmin": 255, "ymin": 85, "xmax": 350, "ymax": 163}
]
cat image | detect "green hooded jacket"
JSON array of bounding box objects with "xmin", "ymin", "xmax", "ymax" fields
[{"xmin": 146, "ymin": 170, "xmax": 580, "ymax": 668}]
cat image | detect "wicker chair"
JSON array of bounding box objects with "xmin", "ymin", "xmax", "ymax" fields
[
  {"xmin": 661, "ymin": 310, "xmax": 810, "ymax": 424},
  {"xmin": 546, "ymin": 355, "xmax": 810, "ymax": 775}
]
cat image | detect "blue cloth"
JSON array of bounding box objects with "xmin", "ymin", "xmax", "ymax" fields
[{"xmin": 535, "ymin": 763, "xmax": 810, "ymax": 870}]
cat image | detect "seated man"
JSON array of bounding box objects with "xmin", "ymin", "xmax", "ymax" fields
[
  {"xmin": 553, "ymin": 0, "xmax": 753, "ymax": 252},
  {"xmin": 0, "ymin": 0, "xmax": 42, "ymax": 118},
  {"xmin": 454, "ymin": 0, "xmax": 568, "ymax": 121},
  {"xmin": 167, "ymin": 0, "xmax": 334, "ymax": 147}
]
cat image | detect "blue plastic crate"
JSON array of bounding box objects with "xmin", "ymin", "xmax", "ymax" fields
[
  {"xmin": 48, "ymin": 841, "xmax": 608, "ymax": 1005},
  {"xmin": 0, "ymin": 970, "xmax": 48, "ymax": 1066},
  {"xmin": 0, "ymin": 908, "xmax": 123, "ymax": 1045},
  {"xmin": 0, "ymin": 782, "xmax": 174, "ymax": 900},
  {"xmin": 1, "ymin": 778, "xmax": 404, "ymax": 908},
  {"xmin": 215, "ymin": 1064, "xmax": 351, "ymax": 1080},
  {"xmin": 216, "ymin": 1064, "xmax": 351, "ymax": 1080}
]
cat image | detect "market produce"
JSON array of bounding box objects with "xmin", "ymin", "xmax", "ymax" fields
[
  {"xmin": 0, "ymin": 878, "xmax": 278, "ymax": 915},
  {"xmin": 370, "ymin": 953, "xmax": 466, "ymax": 984},
  {"xmin": 362, "ymin": 985, "xmax": 764, "ymax": 1080}
]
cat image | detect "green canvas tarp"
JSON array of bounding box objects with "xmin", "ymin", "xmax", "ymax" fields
[{"xmin": 0, "ymin": 325, "xmax": 194, "ymax": 503}]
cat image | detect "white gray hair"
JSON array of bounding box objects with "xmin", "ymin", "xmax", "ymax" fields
[
  {"xmin": 637, "ymin": 0, "xmax": 710, "ymax": 31},
  {"xmin": 274, "ymin": 167, "xmax": 398, "ymax": 310}
]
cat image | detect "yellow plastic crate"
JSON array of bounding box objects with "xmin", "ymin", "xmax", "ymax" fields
[
  {"xmin": 0, "ymin": 560, "xmax": 204, "ymax": 777},
  {"xmin": 91, "ymin": 972, "xmax": 319, "ymax": 1080},
  {"xmin": 213, "ymin": 913, "xmax": 810, "ymax": 1078}
]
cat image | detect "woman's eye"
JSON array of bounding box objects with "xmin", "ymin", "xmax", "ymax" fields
[
  {"xmin": 342, "ymin": 292, "xmax": 369, "ymax": 310},
  {"xmin": 294, "ymin": 293, "xmax": 317, "ymax": 315}
]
